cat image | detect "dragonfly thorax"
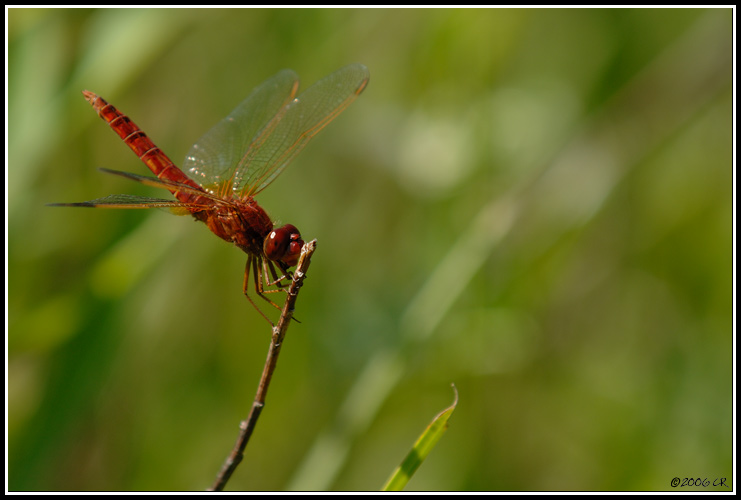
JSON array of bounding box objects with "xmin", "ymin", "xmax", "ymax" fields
[{"xmin": 195, "ymin": 198, "xmax": 272, "ymax": 258}]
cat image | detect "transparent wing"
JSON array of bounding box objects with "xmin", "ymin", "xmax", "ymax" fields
[
  {"xmin": 182, "ymin": 69, "xmax": 300, "ymax": 197},
  {"xmin": 47, "ymin": 194, "xmax": 210, "ymax": 211},
  {"xmin": 236, "ymin": 63, "xmax": 370, "ymax": 197},
  {"xmin": 98, "ymin": 168, "xmax": 227, "ymax": 204}
]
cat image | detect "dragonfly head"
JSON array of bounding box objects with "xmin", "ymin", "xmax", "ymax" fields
[{"xmin": 264, "ymin": 224, "xmax": 304, "ymax": 268}]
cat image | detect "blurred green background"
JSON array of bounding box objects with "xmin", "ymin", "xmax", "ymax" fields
[{"xmin": 7, "ymin": 8, "xmax": 733, "ymax": 492}]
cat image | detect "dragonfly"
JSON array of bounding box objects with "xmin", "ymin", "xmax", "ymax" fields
[{"xmin": 50, "ymin": 63, "xmax": 370, "ymax": 324}]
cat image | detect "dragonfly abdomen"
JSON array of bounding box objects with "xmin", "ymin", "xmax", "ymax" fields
[{"xmin": 82, "ymin": 91, "xmax": 203, "ymax": 203}]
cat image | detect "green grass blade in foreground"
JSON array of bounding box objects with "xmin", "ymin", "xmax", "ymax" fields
[{"xmin": 382, "ymin": 386, "xmax": 458, "ymax": 491}]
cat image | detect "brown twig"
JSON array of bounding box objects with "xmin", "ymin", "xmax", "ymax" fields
[{"xmin": 209, "ymin": 239, "xmax": 317, "ymax": 491}]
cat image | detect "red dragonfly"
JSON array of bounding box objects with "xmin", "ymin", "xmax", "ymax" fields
[{"xmin": 50, "ymin": 64, "xmax": 369, "ymax": 324}]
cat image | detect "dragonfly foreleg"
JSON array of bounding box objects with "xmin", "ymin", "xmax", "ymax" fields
[
  {"xmin": 262, "ymin": 258, "xmax": 292, "ymax": 289},
  {"xmin": 253, "ymin": 256, "xmax": 286, "ymax": 306},
  {"xmin": 243, "ymin": 255, "xmax": 280, "ymax": 325}
]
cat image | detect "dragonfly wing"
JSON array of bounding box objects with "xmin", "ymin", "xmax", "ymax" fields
[
  {"xmin": 98, "ymin": 168, "xmax": 227, "ymax": 204},
  {"xmin": 182, "ymin": 69, "xmax": 300, "ymax": 197},
  {"xmin": 236, "ymin": 63, "xmax": 370, "ymax": 197},
  {"xmin": 48, "ymin": 194, "xmax": 210, "ymax": 212}
]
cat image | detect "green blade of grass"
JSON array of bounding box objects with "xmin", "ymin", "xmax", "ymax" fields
[{"xmin": 382, "ymin": 385, "xmax": 459, "ymax": 491}]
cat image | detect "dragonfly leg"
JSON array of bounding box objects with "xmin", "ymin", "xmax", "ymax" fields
[
  {"xmin": 263, "ymin": 259, "xmax": 292, "ymax": 289},
  {"xmin": 243, "ymin": 255, "xmax": 278, "ymax": 326},
  {"xmin": 242, "ymin": 256, "xmax": 296, "ymax": 326},
  {"xmin": 263, "ymin": 259, "xmax": 303, "ymax": 323},
  {"xmin": 253, "ymin": 256, "xmax": 288, "ymax": 305}
]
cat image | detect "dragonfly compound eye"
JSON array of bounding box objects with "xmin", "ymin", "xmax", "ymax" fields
[{"xmin": 264, "ymin": 224, "xmax": 303, "ymax": 267}]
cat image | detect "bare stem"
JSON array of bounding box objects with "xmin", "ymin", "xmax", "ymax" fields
[{"xmin": 209, "ymin": 240, "xmax": 317, "ymax": 491}]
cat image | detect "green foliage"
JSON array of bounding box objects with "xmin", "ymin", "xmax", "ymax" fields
[{"xmin": 383, "ymin": 386, "xmax": 458, "ymax": 491}]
